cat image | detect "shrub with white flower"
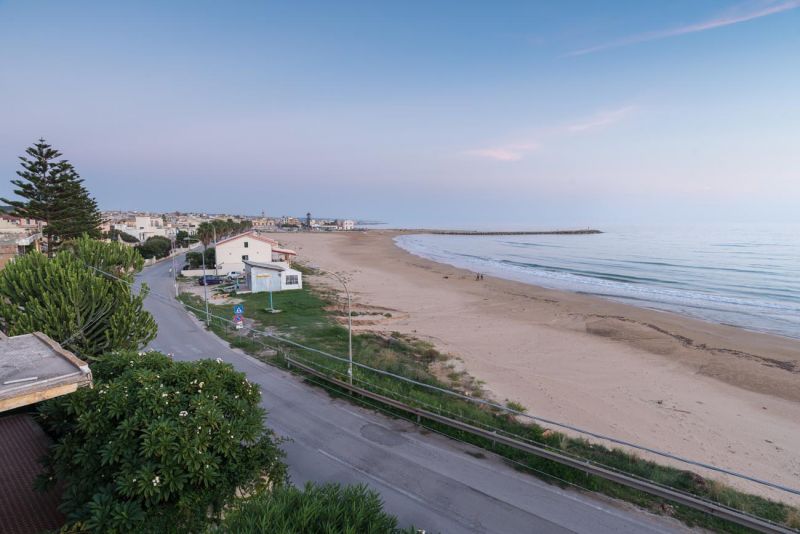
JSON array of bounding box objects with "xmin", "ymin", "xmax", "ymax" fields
[{"xmin": 37, "ymin": 351, "xmax": 287, "ymax": 533}]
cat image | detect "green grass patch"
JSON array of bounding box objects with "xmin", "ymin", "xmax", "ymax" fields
[{"xmin": 177, "ymin": 288, "xmax": 799, "ymax": 533}]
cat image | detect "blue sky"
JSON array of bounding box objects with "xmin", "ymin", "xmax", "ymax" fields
[{"xmin": 1, "ymin": 0, "xmax": 798, "ymax": 227}]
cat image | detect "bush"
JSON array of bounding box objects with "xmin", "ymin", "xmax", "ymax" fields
[
  {"xmin": 137, "ymin": 236, "xmax": 172, "ymax": 260},
  {"xmin": 221, "ymin": 482, "xmax": 415, "ymax": 533},
  {"xmin": 37, "ymin": 351, "xmax": 287, "ymax": 533},
  {"xmin": 176, "ymin": 230, "xmax": 190, "ymax": 248},
  {"xmin": 105, "ymin": 229, "xmax": 140, "ymax": 244},
  {"xmin": 186, "ymin": 248, "xmax": 215, "ymax": 269}
]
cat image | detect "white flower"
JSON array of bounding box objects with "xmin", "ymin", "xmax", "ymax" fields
[
  {"xmin": 161, "ymin": 393, "xmax": 168, "ymax": 398},
  {"xmin": 216, "ymin": 358, "xmax": 223, "ymax": 363},
  {"xmin": 179, "ymin": 411, "xmax": 188, "ymax": 417},
  {"xmin": 152, "ymin": 475, "xmax": 160, "ymax": 486},
  {"xmin": 198, "ymin": 382, "xmax": 204, "ymax": 388}
]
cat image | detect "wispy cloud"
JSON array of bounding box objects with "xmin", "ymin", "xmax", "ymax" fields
[
  {"xmin": 565, "ymin": 105, "xmax": 637, "ymax": 133},
  {"xmin": 568, "ymin": 0, "xmax": 800, "ymax": 56},
  {"xmin": 467, "ymin": 105, "xmax": 635, "ymax": 162},
  {"xmin": 466, "ymin": 143, "xmax": 540, "ymax": 162}
]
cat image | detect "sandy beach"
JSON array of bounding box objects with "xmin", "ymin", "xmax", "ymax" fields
[{"xmin": 273, "ymin": 230, "xmax": 800, "ymax": 504}]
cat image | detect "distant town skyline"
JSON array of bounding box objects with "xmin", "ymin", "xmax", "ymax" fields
[{"xmin": 1, "ymin": 1, "xmax": 798, "ymax": 227}]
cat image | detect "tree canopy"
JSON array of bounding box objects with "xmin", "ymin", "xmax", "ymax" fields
[
  {"xmin": 197, "ymin": 218, "xmax": 253, "ymax": 247},
  {"xmin": 37, "ymin": 351, "xmax": 287, "ymax": 533},
  {"xmin": 137, "ymin": 236, "xmax": 172, "ymax": 260},
  {"xmin": 0, "ymin": 236, "xmax": 156, "ymax": 357},
  {"xmin": 1, "ymin": 139, "xmax": 102, "ymax": 254},
  {"xmin": 175, "ymin": 230, "xmax": 190, "ymax": 248},
  {"xmin": 185, "ymin": 248, "xmax": 214, "ymax": 269}
]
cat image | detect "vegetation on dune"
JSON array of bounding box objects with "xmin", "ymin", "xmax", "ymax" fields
[
  {"xmin": 179, "ymin": 284, "xmax": 800, "ymax": 533},
  {"xmin": 0, "ymin": 236, "xmax": 156, "ymax": 358}
]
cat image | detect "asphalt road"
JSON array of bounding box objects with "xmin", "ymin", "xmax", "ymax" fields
[{"xmin": 139, "ymin": 258, "xmax": 685, "ymax": 533}]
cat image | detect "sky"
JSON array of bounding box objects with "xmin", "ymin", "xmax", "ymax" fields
[{"xmin": 0, "ymin": 0, "xmax": 798, "ymax": 228}]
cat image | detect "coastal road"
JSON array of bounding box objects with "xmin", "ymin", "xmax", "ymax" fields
[{"xmin": 140, "ymin": 258, "xmax": 685, "ymax": 533}]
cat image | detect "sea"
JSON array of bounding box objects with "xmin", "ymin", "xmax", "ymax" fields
[{"xmin": 394, "ymin": 225, "xmax": 800, "ymax": 340}]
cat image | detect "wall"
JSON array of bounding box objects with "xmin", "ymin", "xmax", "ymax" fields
[{"xmin": 217, "ymin": 235, "xmax": 272, "ymax": 274}]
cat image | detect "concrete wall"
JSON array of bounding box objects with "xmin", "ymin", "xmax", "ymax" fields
[{"xmin": 181, "ymin": 268, "xmax": 216, "ymax": 277}]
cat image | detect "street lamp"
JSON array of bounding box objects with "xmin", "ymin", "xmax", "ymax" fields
[{"xmin": 316, "ymin": 269, "xmax": 353, "ymax": 384}]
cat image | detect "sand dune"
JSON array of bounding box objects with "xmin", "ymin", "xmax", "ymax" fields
[{"xmin": 274, "ymin": 230, "xmax": 800, "ymax": 504}]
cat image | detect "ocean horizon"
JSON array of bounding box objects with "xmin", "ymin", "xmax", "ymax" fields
[{"xmin": 395, "ymin": 224, "xmax": 800, "ymax": 340}]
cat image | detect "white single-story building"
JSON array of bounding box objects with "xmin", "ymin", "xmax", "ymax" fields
[
  {"xmin": 244, "ymin": 260, "xmax": 303, "ymax": 293},
  {"xmin": 215, "ymin": 231, "xmax": 277, "ymax": 274}
]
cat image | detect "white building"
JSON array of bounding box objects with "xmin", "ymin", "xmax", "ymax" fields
[
  {"xmin": 244, "ymin": 260, "xmax": 303, "ymax": 292},
  {"xmin": 114, "ymin": 216, "xmax": 174, "ymax": 242},
  {"xmin": 215, "ymin": 231, "xmax": 277, "ymax": 275},
  {"xmin": 337, "ymin": 219, "xmax": 355, "ymax": 231}
]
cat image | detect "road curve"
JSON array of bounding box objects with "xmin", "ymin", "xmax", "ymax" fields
[{"xmin": 139, "ymin": 258, "xmax": 686, "ymax": 533}]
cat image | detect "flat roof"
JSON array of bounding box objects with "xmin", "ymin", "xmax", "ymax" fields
[
  {"xmin": 244, "ymin": 260, "xmax": 289, "ymax": 271},
  {"xmin": 0, "ymin": 332, "xmax": 92, "ymax": 412}
]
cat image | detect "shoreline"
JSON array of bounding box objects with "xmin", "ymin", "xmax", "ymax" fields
[{"xmin": 272, "ymin": 230, "xmax": 800, "ymax": 504}]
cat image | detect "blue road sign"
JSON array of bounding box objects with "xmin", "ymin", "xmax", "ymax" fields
[{"xmin": 233, "ymin": 304, "xmax": 244, "ymax": 315}]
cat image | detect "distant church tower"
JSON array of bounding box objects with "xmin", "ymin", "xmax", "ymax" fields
[{"xmin": 306, "ymin": 212, "xmax": 312, "ymax": 228}]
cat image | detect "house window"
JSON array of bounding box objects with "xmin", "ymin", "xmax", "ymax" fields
[
  {"xmin": 242, "ymin": 255, "xmax": 249, "ymax": 261},
  {"xmin": 285, "ymin": 274, "xmax": 299, "ymax": 285},
  {"xmin": 244, "ymin": 241, "xmax": 249, "ymax": 248}
]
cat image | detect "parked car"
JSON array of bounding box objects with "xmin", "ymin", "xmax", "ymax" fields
[
  {"xmin": 226, "ymin": 271, "xmax": 244, "ymax": 280},
  {"xmin": 198, "ymin": 275, "xmax": 222, "ymax": 286}
]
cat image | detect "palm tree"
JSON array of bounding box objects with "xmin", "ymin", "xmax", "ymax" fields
[{"xmin": 196, "ymin": 221, "xmax": 214, "ymax": 248}]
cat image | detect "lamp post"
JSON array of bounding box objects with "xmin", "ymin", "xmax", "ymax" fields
[{"xmin": 317, "ymin": 269, "xmax": 352, "ymax": 384}]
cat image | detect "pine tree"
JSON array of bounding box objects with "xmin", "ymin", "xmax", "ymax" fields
[{"xmin": 2, "ymin": 139, "xmax": 103, "ymax": 255}]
